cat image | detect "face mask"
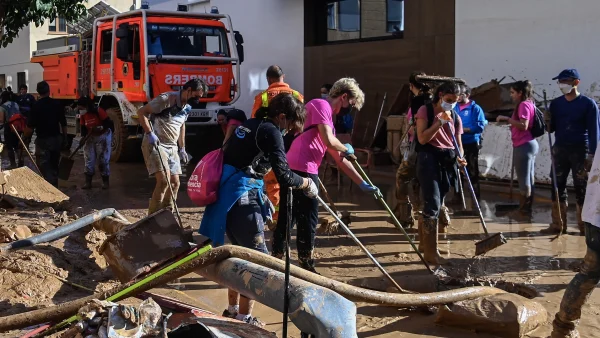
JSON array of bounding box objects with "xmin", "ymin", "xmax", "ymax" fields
[
  {"xmin": 559, "ymin": 83, "xmax": 574, "ymax": 95},
  {"xmin": 79, "ymin": 109, "xmax": 87, "ymax": 115},
  {"xmin": 321, "ymin": 94, "xmax": 328, "ymax": 99},
  {"xmin": 441, "ymin": 101, "xmax": 456, "ymax": 111}
]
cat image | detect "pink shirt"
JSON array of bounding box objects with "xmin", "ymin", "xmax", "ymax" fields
[
  {"xmin": 511, "ymin": 100, "xmax": 535, "ymax": 147},
  {"xmin": 415, "ymin": 105, "xmax": 463, "ymax": 149},
  {"xmin": 287, "ymin": 99, "xmax": 335, "ymax": 174},
  {"xmin": 406, "ymin": 108, "xmax": 415, "ymax": 142}
]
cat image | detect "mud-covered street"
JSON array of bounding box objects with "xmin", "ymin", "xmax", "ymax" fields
[{"xmin": 1, "ymin": 148, "xmax": 597, "ymax": 337}]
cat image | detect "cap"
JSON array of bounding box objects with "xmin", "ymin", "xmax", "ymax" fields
[{"xmin": 552, "ymin": 69, "xmax": 580, "ymax": 81}]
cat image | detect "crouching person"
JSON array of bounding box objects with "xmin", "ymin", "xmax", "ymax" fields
[
  {"xmin": 199, "ymin": 93, "xmax": 318, "ymax": 327},
  {"xmin": 77, "ymin": 96, "xmax": 113, "ymax": 189}
]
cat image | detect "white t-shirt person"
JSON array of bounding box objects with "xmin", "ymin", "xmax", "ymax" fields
[{"xmin": 582, "ymin": 145, "xmax": 600, "ymax": 227}]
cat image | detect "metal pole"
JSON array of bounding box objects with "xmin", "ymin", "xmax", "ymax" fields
[
  {"xmin": 317, "ymin": 195, "xmax": 413, "ymax": 293},
  {"xmin": 543, "ymin": 90, "xmax": 565, "ymax": 236},
  {"xmin": 282, "ymin": 187, "xmax": 293, "ymax": 337},
  {"xmin": 372, "ymin": 92, "xmax": 387, "ymax": 141}
]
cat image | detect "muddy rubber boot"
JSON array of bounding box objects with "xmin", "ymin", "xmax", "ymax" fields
[
  {"xmin": 101, "ymin": 176, "xmax": 109, "ymax": 190},
  {"xmin": 82, "ymin": 174, "xmax": 93, "ymax": 190},
  {"xmin": 422, "ymin": 218, "xmax": 447, "ymax": 265},
  {"xmin": 298, "ymin": 250, "xmax": 320, "ymax": 275},
  {"xmin": 439, "ymin": 205, "xmax": 451, "ymax": 234},
  {"xmin": 551, "ymin": 244, "xmax": 600, "ymax": 338},
  {"xmin": 542, "ymin": 201, "xmax": 568, "ymax": 234},
  {"xmin": 8, "ymin": 151, "xmax": 17, "ymax": 169},
  {"xmin": 576, "ymin": 204, "xmax": 585, "ymax": 236},
  {"xmin": 388, "ymin": 201, "xmax": 416, "ymax": 232}
]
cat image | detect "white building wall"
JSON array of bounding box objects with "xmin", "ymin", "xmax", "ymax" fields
[
  {"xmin": 0, "ymin": 25, "xmax": 33, "ymax": 90},
  {"xmin": 454, "ymin": 0, "xmax": 599, "ymax": 186},
  {"xmin": 195, "ymin": 0, "xmax": 305, "ymax": 115}
]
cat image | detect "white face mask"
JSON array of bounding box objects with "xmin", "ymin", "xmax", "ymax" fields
[
  {"xmin": 559, "ymin": 83, "xmax": 574, "ymax": 95},
  {"xmin": 440, "ymin": 101, "xmax": 456, "ymax": 111}
]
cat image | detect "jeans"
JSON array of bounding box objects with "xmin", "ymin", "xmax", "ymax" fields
[
  {"xmin": 272, "ymin": 171, "xmax": 319, "ymax": 259},
  {"xmin": 84, "ymin": 130, "xmax": 112, "ymax": 177},
  {"xmin": 417, "ymin": 151, "xmax": 451, "ymax": 220},
  {"xmin": 513, "ymin": 139, "xmax": 538, "ymax": 197},
  {"xmin": 552, "ymin": 223, "xmax": 600, "ymax": 336},
  {"xmin": 550, "ymin": 145, "xmax": 588, "ymax": 206},
  {"xmin": 35, "ymin": 135, "xmax": 63, "ymax": 187},
  {"xmin": 225, "ymin": 188, "xmax": 269, "ymax": 254}
]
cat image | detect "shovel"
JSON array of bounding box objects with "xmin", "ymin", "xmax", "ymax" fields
[{"xmin": 58, "ymin": 135, "xmax": 90, "ymax": 181}]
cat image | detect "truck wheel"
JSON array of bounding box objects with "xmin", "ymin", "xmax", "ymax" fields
[{"xmin": 107, "ymin": 108, "xmax": 139, "ymax": 162}]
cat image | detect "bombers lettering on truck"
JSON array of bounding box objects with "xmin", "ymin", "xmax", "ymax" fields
[{"xmin": 165, "ymin": 74, "xmax": 223, "ymax": 85}]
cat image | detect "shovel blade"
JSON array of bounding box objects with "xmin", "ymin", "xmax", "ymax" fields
[{"xmin": 58, "ymin": 156, "xmax": 75, "ymax": 181}]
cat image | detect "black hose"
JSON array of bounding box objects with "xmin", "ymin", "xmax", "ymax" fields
[{"xmin": 0, "ymin": 208, "xmax": 120, "ymax": 251}]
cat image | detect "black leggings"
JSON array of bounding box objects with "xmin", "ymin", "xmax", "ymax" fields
[
  {"xmin": 417, "ymin": 151, "xmax": 451, "ymax": 220},
  {"xmin": 271, "ymin": 171, "xmax": 319, "ymax": 258}
]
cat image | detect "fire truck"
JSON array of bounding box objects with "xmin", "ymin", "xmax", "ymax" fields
[{"xmin": 30, "ymin": 3, "xmax": 244, "ymax": 161}]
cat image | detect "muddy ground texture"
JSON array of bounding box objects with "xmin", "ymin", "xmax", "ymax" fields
[{"xmin": 1, "ymin": 148, "xmax": 599, "ymax": 337}]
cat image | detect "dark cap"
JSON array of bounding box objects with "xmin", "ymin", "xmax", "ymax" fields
[
  {"xmin": 75, "ymin": 96, "xmax": 91, "ymax": 106},
  {"xmin": 552, "ymin": 69, "xmax": 580, "ymax": 81}
]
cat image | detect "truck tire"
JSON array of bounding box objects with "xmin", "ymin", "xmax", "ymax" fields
[{"xmin": 106, "ymin": 108, "xmax": 140, "ymax": 162}]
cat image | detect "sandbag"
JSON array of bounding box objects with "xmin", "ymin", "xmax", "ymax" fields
[{"xmin": 435, "ymin": 293, "xmax": 548, "ymax": 337}]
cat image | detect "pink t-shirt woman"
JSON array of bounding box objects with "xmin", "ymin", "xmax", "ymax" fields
[{"xmin": 510, "ymin": 100, "xmax": 536, "ymax": 147}]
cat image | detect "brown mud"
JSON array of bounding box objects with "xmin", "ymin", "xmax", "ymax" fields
[{"xmin": 1, "ymin": 148, "xmax": 599, "ymax": 337}]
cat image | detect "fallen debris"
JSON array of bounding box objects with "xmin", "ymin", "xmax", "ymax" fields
[
  {"xmin": 435, "ymin": 293, "xmax": 548, "ymax": 337},
  {"xmin": 0, "ymin": 167, "xmax": 69, "ymax": 208}
]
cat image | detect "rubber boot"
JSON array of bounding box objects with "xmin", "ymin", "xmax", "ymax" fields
[
  {"xmin": 439, "ymin": 205, "xmax": 451, "ymax": 234},
  {"xmin": 82, "ymin": 174, "xmax": 93, "ymax": 190},
  {"xmin": 542, "ymin": 201, "xmax": 568, "ymax": 234},
  {"xmin": 421, "ymin": 218, "xmax": 447, "ymax": 265},
  {"xmin": 101, "ymin": 176, "xmax": 109, "ymax": 190},
  {"xmin": 576, "ymin": 204, "xmax": 585, "ymax": 236},
  {"xmin": 388, "ymin": 201, "xmax": 416, "ymax": 232},
  {"xmin": 8, "ymin": 150, "xmax": 16, "ymax": 169},
  {"xmin": 551, "ymin": 243, "xmax": 600, "ymax": 338},
  {"xmin": 298, "ymin": 250, "xmax": 320, "ymax": 275}
]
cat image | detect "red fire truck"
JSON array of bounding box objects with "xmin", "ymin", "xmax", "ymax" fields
[{"xmin": 30, "ymin": 3, "xmax": 244, "ymax": 161}]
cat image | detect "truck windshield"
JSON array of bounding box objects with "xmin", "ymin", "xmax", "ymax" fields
[{"xmin": 146, "ymin": 24, "xmax": 230, "ymax": 58}]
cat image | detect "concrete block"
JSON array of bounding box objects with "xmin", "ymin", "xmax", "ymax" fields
[{"xmin": 1, "ymin": 167, "xmax": 69, "ymax": 207}]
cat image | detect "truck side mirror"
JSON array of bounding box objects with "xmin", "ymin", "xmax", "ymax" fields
[
  {"xmin": 116, "ymin": 23, "xmax": 129, "ymax": 38},
  {"xmin": 234, "ymin": 31, "xmax": 244, "ymax": 65}
]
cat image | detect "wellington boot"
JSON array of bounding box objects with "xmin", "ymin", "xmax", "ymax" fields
[
  {"xmin": 421, "ymin": 218, "xmax": 447, "ymax": 265},
  {"xmin": 101, "ymin": 176, "xmax": 109, "ymax": 190},
  {"xmin": 439, "ymin": 205, "xmax": 451, "ymax": 233},
  {"xmin": 82, "ymin": 174, "xmax": 93, "ymax": 190},
  {"xmin": 298, "ymin": 250, "xmax": 320, "ymax": 275},
  {"xmin": 542, "ymin": 201, "xmax": 568, "ymax": 234},
  {"xmin": 388, "ymin": 201, "xmax": 415, "ymax": 229},
  {"xmin": 576, "ymin": 204, "xmax": 585, "ymax": 236}
]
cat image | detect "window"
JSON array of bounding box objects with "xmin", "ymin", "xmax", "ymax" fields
[
  {"xmin": 338, "ymin": 0, "xmax": 360, "ymax": 32},
  {"xmin": 324, "ymin": 0, "xmax": 404, "ymax": 43},
  {"xmin": 17, "ymin": 72, "xmax": 25, "ymax": 89},
  {"xmin": 49, "ymin": 16, "xmax": 67, "ymax": 33},
  {"xmin": 387, "ymin": 0, "xmax": 404, "ymax": 33},
  {"xmin": 100, "ymin": 30, "xmax": 113, "ymax": 64},
  {"xmin": 327, "ymin": 3, "xmax": 336, "ymax": 30},
  {"xmin": 147, "ymin": 24, "xmax": 230, "ymax": 57}
]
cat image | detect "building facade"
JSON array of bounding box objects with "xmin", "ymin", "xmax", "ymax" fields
[{"xmin": 0, "ymin": 0, "xmax": 139, "ymax": 92}]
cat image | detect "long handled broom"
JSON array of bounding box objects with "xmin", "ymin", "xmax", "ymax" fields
[
  {"xmin": 316, "ymin": 195, "xmax": 414, "ymax": 293},
  {"xmin": 448, "ymin": 129, "xmax": 507, "ymax": 255},
  {"xmin": 543, "ymin": 90, "xmax": 565, "ymax": 238},
  {"xmin": 348, "ymin": 156, "xmax": 434, "ymax": 274},
  {"xmin": 282, "ymin": 188, "xmax": 292, "ymax": 337}
]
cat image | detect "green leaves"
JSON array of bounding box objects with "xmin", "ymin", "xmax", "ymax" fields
[{"xmin": 0, "ymin": 0, "xmax": 87, "ymax": 47}]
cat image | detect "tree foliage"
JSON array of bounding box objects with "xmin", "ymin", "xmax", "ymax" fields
[{"xmin": 0, "ymin": 0, "xmax": 87, "ymax": 47}]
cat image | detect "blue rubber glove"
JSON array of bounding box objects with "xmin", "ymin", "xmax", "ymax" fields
[
  {"xmin": 343, "ymin": 143, "xmax": 354, "ymax": 157},
  {"xmin": 146, "ymin": 131, "xmax": 159, "ymax": 146},
  {"xmin": 359, "ymin": 181, "xmax": 380, "ymax": 195}
]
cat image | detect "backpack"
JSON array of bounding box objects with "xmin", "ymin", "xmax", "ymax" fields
[
  {"xmin": 414, "ymin": 103, "xmax": 460, "ymax": 152},
  {"xmin": 187, "ymin": 148, "xmax": 225, "ymax": 207},
  {"xmin": 530, "ymin": 105, "xmax": 546, "ymax": 138},
  {"xmin": 8, "ymin": 113, "xmax": 26, "ymax": 133}
]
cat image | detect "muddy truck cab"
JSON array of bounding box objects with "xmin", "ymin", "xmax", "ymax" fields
[{"xmin": 31, "ymin": 3, "xmax": 244, "ymax": 161}]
